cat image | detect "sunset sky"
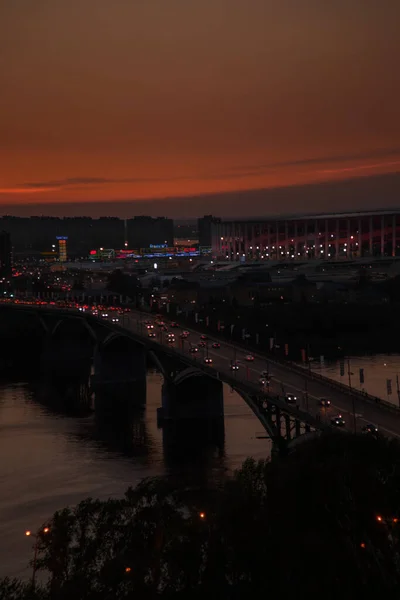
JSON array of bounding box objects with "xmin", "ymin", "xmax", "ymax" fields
[{"xmin": 1, "ymin": 0, "xmax": 399, "ymax": 217}]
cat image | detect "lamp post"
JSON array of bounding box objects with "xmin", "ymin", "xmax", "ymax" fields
[
  {"xmin": 347, "ymin": 357, "xmax": 356, "ymax": 434},
  {"xmin": 25, "ymin": 527, "xmax": 50, "ymax": 589}
]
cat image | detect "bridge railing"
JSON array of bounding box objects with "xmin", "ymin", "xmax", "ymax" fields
[
  {"xmin": 1, "ymin": 300, "xmax": 388, "ymax": 425},
  {"xmin": 0, "ymin": 301, "xmax": 327, "ymax": 431},
  {"xmin": 127, "ymin": 307, "xmax": 400, "ymax": 416}
]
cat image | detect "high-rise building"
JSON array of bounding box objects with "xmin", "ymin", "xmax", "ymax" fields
[
  {"xmin": 0, "ymin": 216, "xmax": 125, "ymax": 256},
  {"xmin": 57, "ymin": 236, "xmax": 68, "ymax": 262},
  {"xmin": 0, "ymin": 231, "xmax": 12, "ymax": 279},
  {"xmin": 126, "ymin": 216, "xmax": 174, "ymax": 249},
  {"xmin": 198, "ymin": 215, "xmax": 221, "ymax": 248}
]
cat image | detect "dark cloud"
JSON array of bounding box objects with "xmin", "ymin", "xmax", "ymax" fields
[
  {"xmin": 18, "ymin": 147, "xmax": 400, "ymax": 192},
  {"xmin": 3, "ymin": 171, "xmax": 400, "ymax": 219},
  {"xmin": 226, "ymin": 147, "xmax": 400, "ymax": 174}
]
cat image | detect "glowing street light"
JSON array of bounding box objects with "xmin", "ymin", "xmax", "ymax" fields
[{"xmin": 25, "ymin": 527, "xmax": 50, "ymax": 588}]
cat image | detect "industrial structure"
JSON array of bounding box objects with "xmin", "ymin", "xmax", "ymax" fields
[{"xmin": 211, "ymin": 210, "xmax": 400, "ymax": 261}]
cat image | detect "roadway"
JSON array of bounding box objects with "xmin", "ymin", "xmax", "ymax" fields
[
  {"xmin": 3, "ymin": 299, "xmax": 400, "ymax": 438},
  {"xmin": 117, "ymin": 311, "xmax": 400, "ymax": 439}
]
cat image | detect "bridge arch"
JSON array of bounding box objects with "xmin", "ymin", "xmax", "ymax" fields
[
  {"xmin": 160, "ymin": 366, "xmax": 224, "ymax": 420},
  {"xmin": 173, "ymin": 367, "xmax": 208, "ymax": 386},
  {"xmin": 100, "ymin": 331, "xmax": 144, "ymax": 353},
  {"xmin": 232, "ymin": 386, "xmax": 315, "ymax": 450},
  {"xmin": 147, "ymin": 349, "xmax": 170, "ymax": 380},
  {"xmin": 51, "ymin": 316, "xmax": 97, "ymax": 344},
  {"xmin": 96, "ymin": 333, "xmax": 147, "ymax": 383}
]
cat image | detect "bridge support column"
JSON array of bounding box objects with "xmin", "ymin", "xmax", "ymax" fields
[
  {"xmin": 41, "ymin": 333, "xmax": 93, "ymax": 379},
  {"xmin": 275, "ymin": 407, "xmax": 282, "ymax": 437},
  {"xmin": 158, "ymin": 372, "xmax": 224, "ymax": 423},
  {"xmin": 40, "ymin": 332, "xmax": 93, "ymax": 412},
  {"xmin": 285, "ymin": 415, "xmax": 291, "ymax": 440},
  {"xmin": 295, "ymin": 419, "xmax": 301, "ymax": 437},
  {"xmin": 92, "ymin": 339, "xmax": 147, "ymax": 415}
]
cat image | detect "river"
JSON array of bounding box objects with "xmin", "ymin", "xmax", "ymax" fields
[{"xmin": 0, "ymin": 370, "xmax": 270, "ymax": 579}]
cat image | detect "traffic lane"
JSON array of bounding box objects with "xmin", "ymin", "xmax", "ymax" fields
[
  {"xmin": 249, "ymin": 356, "xmax": 399, "ymax": 435},
  {"xmin": 176, "ymin": 339, "xmax": 399, "ymax": 436},
  {"xmin": 142, "ymin": 326, "xmax": 359, "ymax": 434},
  {"xmin": 125, "ymin": 315, "xmax": 400, "ymax": 437},
  {"xmin": 178, "ymin": 334, "xmax": 325, "ymax": 407},
  {"xmin": 301, "ymin": 373, "xmax": 400, "ymax": 435}
]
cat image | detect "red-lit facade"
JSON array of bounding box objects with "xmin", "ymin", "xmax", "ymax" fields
[{"xmin": 211, "ymin": 210, "xmax": 400, "ymax": 261}]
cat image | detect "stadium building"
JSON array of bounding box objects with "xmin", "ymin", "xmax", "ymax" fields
[{"xmin": 211, "ymin": 210, "xmax": 400, "ymax": 261}]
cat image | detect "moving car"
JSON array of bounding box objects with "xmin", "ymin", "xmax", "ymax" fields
[
  {"xmin": 204, "ymin": 357, "xmax": 213, "ymax": 364},
  {"xmin": 101, "ymin": 313, "xmax": 108, "ymax": 318},
  {"xmin": 180, "ymin": 333, "xmax": 188, "ymax": 339},
  {"xmin": 362, "ymin": 424, "xmax": 378, "ymax": 434},
  {"xmin": 245, "ymin": 355, "xmax": 255, "ymax": 362},
  {"xmin": 189, "ymin": 347, "xmax": 198, "ymax": 354},
  {"xmin": 231, "ymin": 363, "xmax": 239, "ymax": 371},
  {"xmin": 182, "ymin": 331, "xmax": 190, "ymax": 336},
  {"xmin": 111, "ymin": 317, "xmax": 119, "ymax": 323},
  {"xmin": 170, "ymin": 322, "xmax": 179, "ymax": 328},
  {"xmin": 285, "ymin": 394, "xmax": 297, "ymax": 404},
  {"xmin": 200, "ymin": 335, "xmax": 208, "ymax": 340},
  {"xmin": 198, "ymin": 341, "xmax": 206, "ymax": 348},
  {"xmin": 212, "ymin": 342, "xmax": 220, "ymax": 349},
  {"xmin": 318, "ymin": 397, "xmax": 331, "ymax": 407},
  {"xmin": 331, "ymin": 414, "xmax": 346, "ymax": 427},
  {"xmin": 148, "ymin": 332, "xmax": 156, "ymax": 338}
]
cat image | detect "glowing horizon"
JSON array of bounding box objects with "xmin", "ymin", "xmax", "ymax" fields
[{"xmin": 1, "ymin": 1, "xmax": 399, "ymax": 214}]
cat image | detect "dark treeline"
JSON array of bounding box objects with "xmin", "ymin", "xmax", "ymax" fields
[{"xmin": 3, "ymin": 432, "xmax": 400, "ymax": 599}]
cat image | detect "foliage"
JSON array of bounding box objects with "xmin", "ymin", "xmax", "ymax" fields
[
  {"xmin": 0, "ymin": 577, "xmax": 42, "ymax": 600},
  {"xmin": 3, "ymin": 434, "xmax": 400, "ymax": 598}
]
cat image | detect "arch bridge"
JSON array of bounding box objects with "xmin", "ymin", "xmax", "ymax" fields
[{"xmin": 0, "ymin": 304, "xmax": 329, "ymax": 447}]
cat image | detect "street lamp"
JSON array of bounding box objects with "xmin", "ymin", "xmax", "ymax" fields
[{"xmin": 25, "ymin": 527, "xmax": 50, "ymax": 588}]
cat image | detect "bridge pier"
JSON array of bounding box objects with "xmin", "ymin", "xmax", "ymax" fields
[
  {"xmin": 275, "ymin": 407, "xmax": 282, "ymax": 437},
  {"xmin": 158, "ymin": 369, "xmax": 224, "ymax": 423},
  {"xmin": 284, "ymin": 415, "xmax": 291, "ymax": 441},
  {"xmin": 92, "ymin": 336, "xmax": 147, "ymax": 415}
]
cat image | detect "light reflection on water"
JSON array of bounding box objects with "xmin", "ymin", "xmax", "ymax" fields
[
  {"xmin": 0, "ymin": 370, "xmax": 271, "ymax": 579},
  {"xmin": 310, "ymin": 354, "xmax": 400, "ymax": 406}
]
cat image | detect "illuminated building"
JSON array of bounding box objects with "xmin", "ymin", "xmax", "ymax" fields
[
  {"xmin": 57, "ymin": 236, "xmax": 68, "ymax": 262},
  {"xmin": 212, "ymin": 210, "xmax": 400, "ymax": 261}
]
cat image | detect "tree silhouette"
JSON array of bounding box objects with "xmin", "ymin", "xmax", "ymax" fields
[{"xmin": 3, "ymin": 434, "xmax": 400, "ymax": 598}]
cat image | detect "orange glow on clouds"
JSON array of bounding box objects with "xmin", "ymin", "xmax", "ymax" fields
[{"xmin": 1, "ymin": 0, "xmax": 399, "ymax": 213}]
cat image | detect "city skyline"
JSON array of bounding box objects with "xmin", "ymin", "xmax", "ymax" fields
[{"xmin": 1, "ymin": 0, "xmax": 399, "ymax": 216}]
